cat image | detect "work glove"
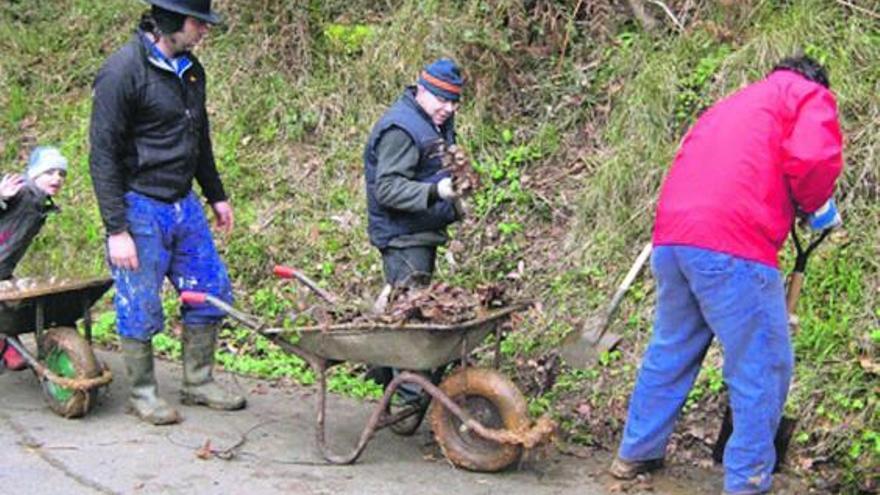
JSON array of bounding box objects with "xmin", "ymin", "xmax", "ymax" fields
[
  {"xmin": 437, "ymin": 177, "xmax": 457, "ymax": 200},
  {"xmin": 807, "ymin": 198, "xmax": 842, "ymax": 231}
]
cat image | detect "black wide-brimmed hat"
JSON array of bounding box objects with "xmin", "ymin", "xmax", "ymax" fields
[{"xmin": 143, "ymin": 0, "xmax": 221, "ymax": 25}]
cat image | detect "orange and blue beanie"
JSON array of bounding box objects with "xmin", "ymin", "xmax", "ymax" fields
[{"xmin": 418, "ymin": 58, "xmax": 463, "ymax": 102}]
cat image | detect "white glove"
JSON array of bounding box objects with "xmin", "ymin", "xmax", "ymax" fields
[{"xmin": 437, "ymin": 177, "xmax": 457, "ymax": 200}]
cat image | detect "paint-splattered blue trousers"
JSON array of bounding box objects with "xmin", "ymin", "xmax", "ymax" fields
[
  {"xmin": 111, "ymin": 191, "xmax": 233, "ymax": 342},
  {"xmin": 618, "ymin": 245, "xmax": 790, "ymax": 494}
]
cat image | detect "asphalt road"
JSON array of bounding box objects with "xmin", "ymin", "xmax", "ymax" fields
[{"xmin": 0, "ymin": 346, "xmax": 749, "ymax": 495}]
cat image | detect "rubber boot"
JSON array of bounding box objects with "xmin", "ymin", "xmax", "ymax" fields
[
  {"xmin": 180, "ymin": 324, "xmax": 246, "ymax": 410},
  {"xmin": 121, "ymin": 338, "xmax": 181, "ymax": 425}
]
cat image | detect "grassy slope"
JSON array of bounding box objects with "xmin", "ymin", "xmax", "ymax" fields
[{"xmin": 0, "ymin": 0, "xmax": 876, "ymax": 491}]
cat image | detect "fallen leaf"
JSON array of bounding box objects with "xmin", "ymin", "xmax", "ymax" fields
[
  {"xmin": 196, "ymin": 439, "xmax": 213, "ymax": 460},
  {"xmin": 859, "ymin": 357, "xmax": 879, "ymax": 375}
]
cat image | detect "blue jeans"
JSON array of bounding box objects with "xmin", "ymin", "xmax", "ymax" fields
[
  {"xmin": 111, "ymin": 191, "xmax": 233, "ymax": 341},
  {"xmin": 618, "ymin": 246, "xmax": 790, "ymax": 494}
]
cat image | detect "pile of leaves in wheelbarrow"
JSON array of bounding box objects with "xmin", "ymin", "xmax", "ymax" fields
[{"xmin": 319, "ymin": 282, "xmax": 509, "ymax": 327}]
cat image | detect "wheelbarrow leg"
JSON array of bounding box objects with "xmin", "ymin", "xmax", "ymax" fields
[
  {"xmin": 314, "ymin": 360, "xmax": 386, "ymax": 465},
  {"xmin": 313, "ymin": 370, "xmax": 441, "ymax": 465},
  {"xmin": 82, "ymin": 295, "xmax": 93, "ymax": 343}
]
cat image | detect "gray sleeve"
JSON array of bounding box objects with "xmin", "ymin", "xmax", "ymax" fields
[{"xmin": 374, "ymin": 128, "xmax": 433, "ymax": 212}]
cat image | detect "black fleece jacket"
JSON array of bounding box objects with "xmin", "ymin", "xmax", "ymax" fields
[{"xmin": 89, "ymin": 31, "xmax": 226, "ymax": 235}]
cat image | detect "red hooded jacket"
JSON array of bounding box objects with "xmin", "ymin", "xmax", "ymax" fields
[{"xmin": 653, "ymin": 70, "xmax": 844, "ymax": 267}]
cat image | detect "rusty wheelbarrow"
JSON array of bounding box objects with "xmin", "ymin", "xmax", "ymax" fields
[
  {"xmin": 180, "ymin": 278, "xmax": 554, "ymax": 472},
  {"xmin": 0, "ymin": 277, "xmax": 114, "ymax": 418}
]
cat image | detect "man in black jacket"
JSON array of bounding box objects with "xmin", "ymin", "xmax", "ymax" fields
[{"xmin": 89, "ymin": 0, "xmax": 244, "ymax": 425}]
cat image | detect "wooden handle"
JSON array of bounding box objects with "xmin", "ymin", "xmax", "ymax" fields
[
  {"xmin": 786, "ymin": 272, "xmax": 805, "ymax": 315},
  {"xmin": 605, "ymin": 243, "xmax": 653, "ymax": 319},
  {"xmin": 595, "ymin": 242, "xmax": 653, "ymax": 339}
]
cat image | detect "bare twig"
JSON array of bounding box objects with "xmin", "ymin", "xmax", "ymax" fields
[
  {"xmin": 556, "ymin": 0, "xmax": 585, "ymax": 73},
  {"xmin": 836, "ymin": 0, "xmax": 880, "ymax": 20},
  {"xmin": 647, "ymin": 0, "xmax": 685, "ymax": 32},
  {"xmin": 627, "ymin": 0, "xmax": 659, "ymax": 32}
]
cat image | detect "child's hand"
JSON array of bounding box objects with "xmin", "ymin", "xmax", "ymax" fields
[{"xmin": 0, "ymin": 174, "xmax": 25, "ymax": 200}]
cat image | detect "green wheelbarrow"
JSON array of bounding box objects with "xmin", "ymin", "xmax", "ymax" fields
[{"xmin": 0, "ymin": 277, "xmax": 114, "ymax": 418}]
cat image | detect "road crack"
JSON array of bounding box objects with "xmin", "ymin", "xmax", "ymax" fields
[{"xmin": 0, "ymin": 410, "xmax": 120, "ymax": 495}]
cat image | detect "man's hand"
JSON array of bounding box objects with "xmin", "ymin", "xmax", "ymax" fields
[
  {"xmin": 437, "ymin": 177, "xmax": 458, "ymax": 201},
  {"xmin": 0, "ymin": 174, "xmax": 25, "ymax": 200},
  {"xmin": 211, "ymin": 200, "xmax": 234, "ymax": 234},
  {"xmin": 108, "ymin": 231, "xmax": 139, "ymax": 270},
  {"xmin": 807, "ymin": 198, "xmax": 842, "ymax": 231}
]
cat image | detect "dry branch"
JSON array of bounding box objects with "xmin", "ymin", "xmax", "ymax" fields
[
  {"xmin": 627, "ymin": 0, "xmax": 659, "ymax": 32},
  {"xmin": 835, "ymin": 0, "xmax": 880, "ymax": 20}
]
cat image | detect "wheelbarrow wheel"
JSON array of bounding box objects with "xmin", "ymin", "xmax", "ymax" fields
[
  {"xmin": 429, "ymin": 367, "xmax": 529, "ymax": 472},
  {"xmin": 38, "ymin": 327, "xmax": 100, "ymax": 418}
]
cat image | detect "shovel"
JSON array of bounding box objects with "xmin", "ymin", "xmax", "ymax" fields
[
  {"xmin": 560, "ymin": 242, "xmax": 653, "ymax": 368},
  {"xmin": 712, "ymin": 226, "xmax": 832, "ymax": 471}
]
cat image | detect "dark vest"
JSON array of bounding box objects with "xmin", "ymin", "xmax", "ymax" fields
[{"xmin": 363, "ymin": 88, "xmax": 457, "ymax": 249}]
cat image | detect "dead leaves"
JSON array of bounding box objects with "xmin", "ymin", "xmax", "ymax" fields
[
  {"xmin": 319, "ymin": 282, "xmax": 510, "ymax": 327},
  {"xmin": 432, "ymin": 141, "xmax": 481, "ymax": 196},
  {"xmin": 377, "ymin": 282, "xmax": 508, "ymax": 325}
]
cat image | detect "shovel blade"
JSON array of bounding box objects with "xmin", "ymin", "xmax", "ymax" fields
[{"xmin": 559, "ymin": 326, "xmax": 623, "ymax": 368}]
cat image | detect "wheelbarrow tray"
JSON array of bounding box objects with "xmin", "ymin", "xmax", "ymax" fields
[
  {"xmin": 276, "ymin": 305, "xmax": 524, "ymax": 370},
  {"xmin": 0, "ymin": 277, "xmax": 114, "ymax": 336}
]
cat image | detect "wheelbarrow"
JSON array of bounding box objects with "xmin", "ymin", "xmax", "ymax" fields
[
  {"xmin": 0, "ymin": 276, "xmax": 114, "ymax": 418},
  {"xmin": 180, "ymin": 275, "xmax": 555, "ymax": 472}
]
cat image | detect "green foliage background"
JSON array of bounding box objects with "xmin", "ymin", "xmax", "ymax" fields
[{"xmin": 1, "ymin": 0, "xmax": 877, "ymax": 491}]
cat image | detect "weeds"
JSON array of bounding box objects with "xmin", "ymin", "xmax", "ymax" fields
[{"xmin": 1, "ymin": 0, "xmax": 877, "ymax": 490}]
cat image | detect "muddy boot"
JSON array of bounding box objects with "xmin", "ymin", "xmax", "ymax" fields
[
  {"xmin": 180, "ymin": 324, "xmax": 246, "ymax": 410},
  {"xmin": 121, "ymin": 338, "xmax": 181, "ymax": 425}
]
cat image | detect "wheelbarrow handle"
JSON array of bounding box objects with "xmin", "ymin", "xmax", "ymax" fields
[
  {"xmin": 273, "ymin": 265, "xmax": 340, "ymax": 305},
  {"xmin": 179, "ymin": 291, "xmax": 264, "ymax": 330},
  {"xmin": 273, "ymin": 265, "xmax": 298, "ymax": 279},
  {"xmin": 180, "ymin": 291, "xmax": 207, "ymax": 305}
]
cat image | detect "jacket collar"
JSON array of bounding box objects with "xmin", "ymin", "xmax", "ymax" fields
[{"xmin": 136, "ymin": 29, "xmax": 194, "ymax": 79}]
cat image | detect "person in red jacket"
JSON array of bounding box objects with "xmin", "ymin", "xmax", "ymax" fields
[{"xmin": 610, "ymin": 56, "xmax": 844, "ymax": 495}]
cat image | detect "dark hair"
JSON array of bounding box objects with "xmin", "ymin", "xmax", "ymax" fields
[
  {"xmin": 771, "ymin": 55, "xmax": 830, "ymax": 88},
  {"xmin": 138, "ymin": 6, "xmax": 186, "ymax": 35}
]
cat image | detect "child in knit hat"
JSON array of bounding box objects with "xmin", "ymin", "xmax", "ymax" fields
[{"xmin": 0, "ymin": 146, "xmax": 68, "ymax": 372}]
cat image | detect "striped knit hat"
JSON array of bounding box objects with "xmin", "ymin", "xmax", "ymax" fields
[{"xmin": 418, "ymin": 58, "xmax": 463, "ymax": 102}]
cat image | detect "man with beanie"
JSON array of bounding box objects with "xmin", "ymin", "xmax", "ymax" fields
[
  {"xmin": 364, "ymin": 58, "xmax": 464, "ymax": 288},
  {"xmin": 89, "ymin": 0, "xmax": 244, "ymax": 426},
  {"xmin": 611, "ymin": 55, "xmax": 844, "ymax": 495},
  {"xmin": 362, "ymin": 58, "xmax": 465, "ymax": 405},
  {"xmin": 0, "ymin": 146, "xmax": 68, "ymax": 372}
]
